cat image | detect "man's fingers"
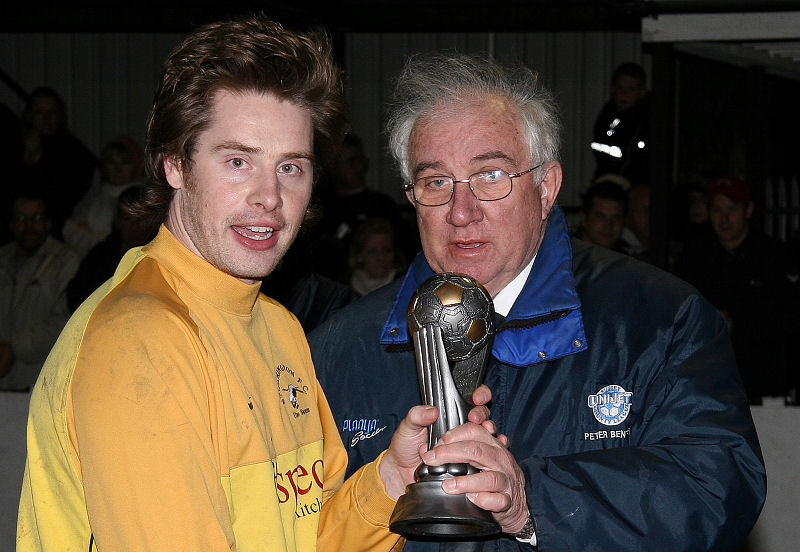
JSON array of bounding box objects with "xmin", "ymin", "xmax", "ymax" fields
[
  {"xmin": 379, "ymin": 405, "xmax": 440, "ymax": 499},
  {"xmin": 478, "ymin": 419, "xmax": 497, "ymax": 436},
  {"xmin": 471, "ymin": 384, "xmax": 492, "ymax": 406},
  {"xmin": 442, "ymin": 467, "xmax": 506, "ymax": 494},
  {"xmin": 434, "ymin": 420, "xmax": 499, "ymax": 448},
  {"xmin": 385, "ymin": 405, "xmax": 438, "ymax": 468},
  {"xmin": 422, "ymin": 438, "xmax": 497, "ymax": 470},
  {"xmin": 467, "ymin": 405, "xmax": 491, "ymax": 426},
  {"xmin": 467, "ymin": 490, "xmax": 513, "ymax": 514},
  {"xmin": 399, "ymin": 405, "xmax": 438, "ymax": 434},
  {"xmin": 439, "ymin": 470, "xmax": 527, "ymax": 531},
  {"xmin": 436, "ymin": 459, "xmax": 529, "ymax": 533}
]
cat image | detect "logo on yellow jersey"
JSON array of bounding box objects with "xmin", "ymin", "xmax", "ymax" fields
[
  {"xmin": 274, "ymin": 456, "xmax": 324, "ymax": 515},
  {"xmin": 276, "ymin": 364, "xmax": 311, "ymax": 418}
]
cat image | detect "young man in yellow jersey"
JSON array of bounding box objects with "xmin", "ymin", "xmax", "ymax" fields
[{"xmin": 17, "ymin": 16, "xmax": 506, "ymax": 551}]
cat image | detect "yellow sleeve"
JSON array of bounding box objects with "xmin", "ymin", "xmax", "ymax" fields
[
  {"xmin": 71, "ymin": 296, "xmax": 235, "ymax": 551},
  {"xmin": 317, "ymin": 382, "xmax": 405, "ymax": 552}
]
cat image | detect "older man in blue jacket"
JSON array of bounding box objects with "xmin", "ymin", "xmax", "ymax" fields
[{"xmin": 309, "ymin": 53, "xmax": 765, "ymax": 551}]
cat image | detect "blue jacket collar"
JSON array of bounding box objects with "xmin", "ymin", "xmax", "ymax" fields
[{"xmin": 380, "ymin": 206, "xmax": 587, "ymax": 366}]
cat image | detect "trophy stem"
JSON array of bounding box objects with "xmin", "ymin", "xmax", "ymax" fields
[{"xmin": 414, "ymin": 325, "xmax": 469, "ymax": 448}]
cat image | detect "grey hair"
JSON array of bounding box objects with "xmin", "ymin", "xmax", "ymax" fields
[{"xmin": 386, "ymin": 53, "xmax": 562, "ymax": 185}]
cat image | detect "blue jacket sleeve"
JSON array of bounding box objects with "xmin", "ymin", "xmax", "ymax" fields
[{"xmin": 520, "ymin": 295, "xmax": 766, "ymax": 552}]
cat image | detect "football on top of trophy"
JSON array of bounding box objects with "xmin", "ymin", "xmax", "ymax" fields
[{"xmin": 407, "ymin": 273, "xmax": 494, "ymax": 361}]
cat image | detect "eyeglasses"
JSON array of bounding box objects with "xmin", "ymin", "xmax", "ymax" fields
[{"xmin": 404, "ymin": 164, "xmax": 542, "ymax": 207}]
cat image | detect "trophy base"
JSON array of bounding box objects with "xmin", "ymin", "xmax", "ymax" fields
[{"xmin": 389, "ymin": 480, "xmax": 501, "ymax": 538}]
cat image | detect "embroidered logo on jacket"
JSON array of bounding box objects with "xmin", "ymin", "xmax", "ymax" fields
[
  {"xmin": 276, "ymin": 364, "xmax": 310, "ymax": 417},
  {"xmin": 588, "ymin": 384, "xmax": 632, "ymax": 426},
  {"xmin": 341, "ymin": 417, "xmax": 387, "ymax": 447}
]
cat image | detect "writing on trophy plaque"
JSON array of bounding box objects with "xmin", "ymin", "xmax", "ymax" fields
[{"xmin": 389, "ymin": 272, "xmax": 501, "ymax": 538}]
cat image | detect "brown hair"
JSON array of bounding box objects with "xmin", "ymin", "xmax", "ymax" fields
[{"xmin": 133, "ymin": 15, "xmax": 347, "ymax": 226}]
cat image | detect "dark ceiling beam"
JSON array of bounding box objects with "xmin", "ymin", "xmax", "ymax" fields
[
  {"xmin": 1, "ymin": 2, "xmax": 641, "ymax": 33},
  {"xmin": 314, "ymin": 2, "xmax": 642, "ymax": 33},
  {"xmin": 0, "ymin": 6, "xmax": 302, "ymax": 33},
  {"xmin": 4, "ymin": 1, "xmax": 800, "ymax": 33}
]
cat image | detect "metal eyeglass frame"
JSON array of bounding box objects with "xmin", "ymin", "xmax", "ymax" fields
[{"xmin": 403, "ymin": 163, "xmax": 543, "ymax": 206}]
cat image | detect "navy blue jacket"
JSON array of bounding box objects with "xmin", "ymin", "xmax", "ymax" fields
[{"xmin": 309, "ymin": 207, "xmax": 766, "ymax": 551}]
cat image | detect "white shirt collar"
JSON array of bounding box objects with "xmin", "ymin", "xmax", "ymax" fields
[{"xmin": 492, "ymin": 255, "xmax": 535, "ymax": 317}]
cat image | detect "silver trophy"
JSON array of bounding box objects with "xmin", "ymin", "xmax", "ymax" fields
[{"xmin": 389, "ymin": 273, "xmax": 501, "ymax": 538}]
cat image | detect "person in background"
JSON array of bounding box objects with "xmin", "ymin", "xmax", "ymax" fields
[
  {"xmin": 17, "ymin": 87, "xmax": 97, "ymax": 238},
  {"xmin": 0, "ymin": 196, "xmax": 79, "ymax": 391},
  {"xmin": 313, "ymin": 133, "xmax": 404, "ymax": 283},
  {"xmin": 667, "ymin": 181, "xmax": 712, "ymax": 269},
  {"xmin": 576, "ymin": 178, "xmax": 628, "ymax": 252},
  {"xmin": 590, "ymin": 62, "xmax": 650, "ymax": 184},
  {"xmin": 348, "ymin": 217, "xmax": 405, "ymax": 296},
  {"xmin": 260, "ymin": 231, "xmax": 360, "ymax": 333},
  {"xmin": 317, "ymin": 133, "xmax": 402, "ymax": 241},
  {"xmin": 66, "ymin": 185, "xmax": 154, "ymax": 311},
  {"xmin": 621, "ymin": 183, "xmax": 651, "ymax": 261},
  {"xmin": 688, "ymin": 185, "xmax": 710, "ymax": 227},
  {"xmin": 63, "ymin": 136, "xmax": 145, "ymax": 258},
  {"xmin": 0, "ymin": 102, "xmax": 23, "ymax": 245},
  {"xmin": 309, "ymin": 52, "xmax": 765, "ymax": 552},
  {"xmin": 674, "ymin": 175, "xmax": 798, "ymax": 402},
  {"xmin": 18, "ymin": 16, "xmax": 503, "ymax": 552}
]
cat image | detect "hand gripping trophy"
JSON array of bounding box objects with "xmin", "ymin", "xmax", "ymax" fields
[{"xmin": 389, "ymin": 272, "xmax": 501, "ymax": 538}]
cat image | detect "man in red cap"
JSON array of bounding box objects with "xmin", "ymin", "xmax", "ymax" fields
[
  {"xmin": 675, "ymin": 175, "xmax": 799, "ymax": 403},
  {"xmin": 706, "ymin": 176, "xmax": 753, "ymax": 250}
]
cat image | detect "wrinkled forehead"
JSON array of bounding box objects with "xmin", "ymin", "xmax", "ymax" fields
[{"xmin": 409, "ymin": 95, "xmax": 527, "ymax": 161}]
